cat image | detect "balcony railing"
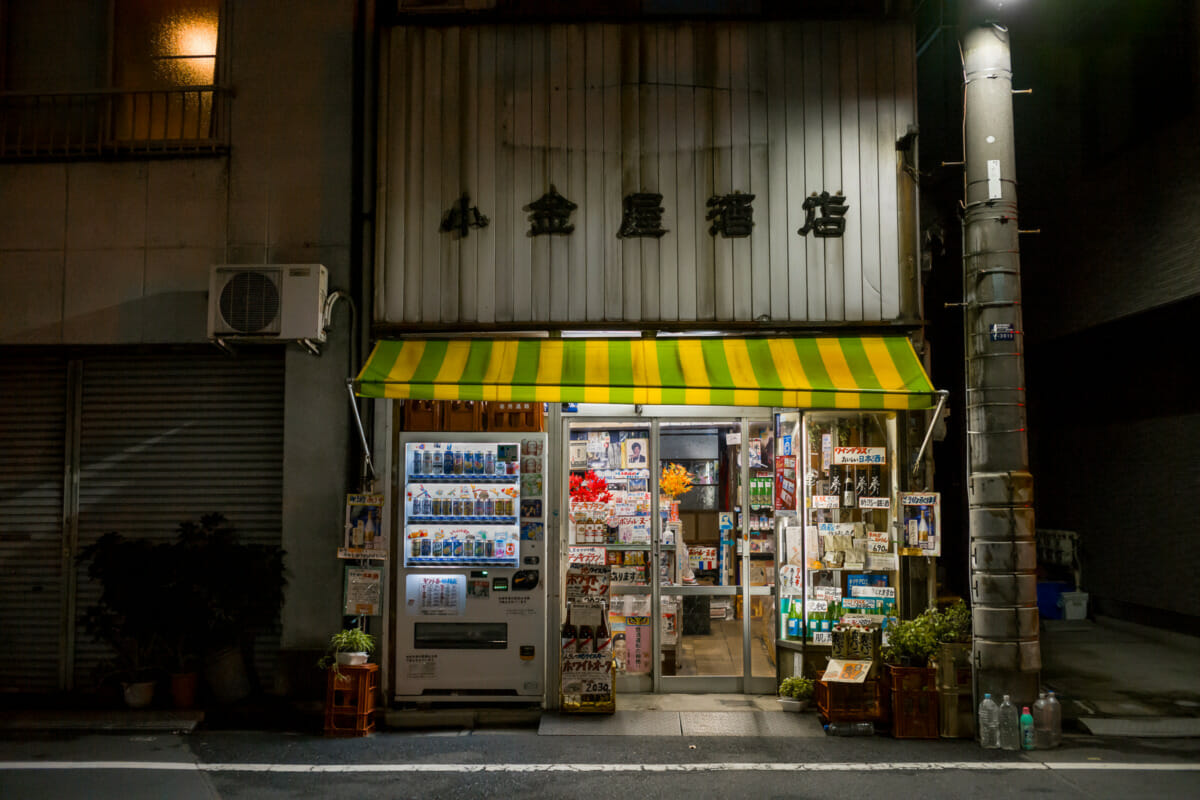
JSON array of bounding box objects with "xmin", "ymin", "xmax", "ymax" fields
[{"xmin": 0, "ymin": 86, "xmax": 232, "ymax": 160}]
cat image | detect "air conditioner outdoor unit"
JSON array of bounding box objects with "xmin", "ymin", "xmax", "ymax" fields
[{"xmin": 208, "ymin": 264, "xmax": 328, "ymax": 343}]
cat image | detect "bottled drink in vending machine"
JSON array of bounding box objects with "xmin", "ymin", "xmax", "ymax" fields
[
  {"xmin": 485, "ymin": 449, "xmax": 495, "ymax": 475},
  {"xmin": 411, "ymin": 449, "xmax": 423, "ymax": 476}
]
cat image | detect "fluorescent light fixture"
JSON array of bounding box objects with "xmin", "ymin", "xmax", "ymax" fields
[{"xmin": 560, "ymin": 330, "xmax": 643, "ymax": 338}]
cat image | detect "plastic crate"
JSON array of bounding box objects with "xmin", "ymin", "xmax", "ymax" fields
[
  {"xmin": 324, "ymin": 663, "xmax": 378, "ymax": 737},
  {"xmin": 402, "ymin": 400, "xmax": 441, "ymax": 431},
  {"xmin": 888, "ymin": 666, "xmax": 939, "ymax": 739},
  {"xmin": 442, "ymin": 400, "xmax": 484, "ymax": 431},
  {"xmin": 816, "ymin": 678, "xmax": 890, "ymax": 724}
]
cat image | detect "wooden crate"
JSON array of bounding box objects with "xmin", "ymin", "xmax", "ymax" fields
[
  {"xmin": 889, "ymin": 666, "xmax": 940, "ymax": 739},
  {"xmin": 402, "ymin": 400, "xmax": 440, "ymax": 431},
  {"xmin": 816, "ymin": 678, "xmax": 890, "ymax": 724},
  {"xmin": 485, "ymin": 402, "xmax": 543, "ymax": 431},
  {"xmin": 324, "ymin": 663, "xmax": 378, "ymax": 737},
  {"xmin": 442, "ymin": 400, "xmax": 484, "ymax": 431}
]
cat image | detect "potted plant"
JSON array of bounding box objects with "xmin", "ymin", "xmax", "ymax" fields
[
  {"xmin": 778, "ymin": 676, "xmax": 814, "ymax": 711},
  {"xmin": 176, "ymin": 514, "xmax": 287, "ymax": 704},
  {"xmin": 317, "ymin": 627, "xmax": 376, "ymax": 676},
  {"xmin": 78, "ymin": 532, "xmax": 172, "ymax": 707},
  {"xmin": 882, "ymin": 609, "xmax": 941, "ymax": 738}
]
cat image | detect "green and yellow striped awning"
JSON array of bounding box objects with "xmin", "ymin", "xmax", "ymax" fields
[{"xmin": 354, "ymin": 336, "xmax": 937, "ymax": 410}]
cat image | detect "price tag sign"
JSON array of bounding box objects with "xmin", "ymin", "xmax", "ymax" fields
[
  {"xmin": 822, "ymin": 659, "xmax": 873, "ymax": 683},
  {"xmin": 568, "ymin": 546, "xmax": 606, "ymax": 566},
  {"xmin": 850, "ymin": 585, "xmax": 897, "ymax": 599},
  {"xmin": 813, "ymin": 631, "xmax": 832, "ymax": 645},
  {"xmin": 859, "ymin": 497, "xmax": 890, "ymax": 510},
  {"xmin": 812, "ymin": 495, "xmax": 840, "ymax": 509},
  {"xmin": 561, "ymin": 653, "xmax": 613, "ymax": 695},
  {"xmin": 806, "ymin": 599, "xmax": 828, "ymax": 613}
]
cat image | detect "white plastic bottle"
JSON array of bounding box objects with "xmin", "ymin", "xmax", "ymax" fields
[
  {"xmin": 978, "ymin": 693, "xmax": 1001, "ymax": 749},
  {"xmin": 1047, "ymin": 690, "xmax": 1063, "ymax": 748},
  {"xmin": 1033, "ymin": 691, "xmax": 1050, "ymax": 749},
  {"xmin": 998, "ymin": 694, "xmax": 1020, "ymax": 751}
]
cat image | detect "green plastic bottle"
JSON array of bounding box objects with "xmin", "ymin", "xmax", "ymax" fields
[{"xmin": 1020, "ymin": 706, "xmax": 1036, "ymax": 750}]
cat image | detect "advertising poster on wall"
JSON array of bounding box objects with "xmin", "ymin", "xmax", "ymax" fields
[
  {"xmin": 900, "ymin": 492, "xmax": 941, "ymax": 557},
  {"xmin": 339, "ymin": 493, "xmax": 387, "ymax": 560}
]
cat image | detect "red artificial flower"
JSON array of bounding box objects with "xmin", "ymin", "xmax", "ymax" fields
[{"xmin": 569, "ymin": 470, "xmax": 612, "ymax": 504}]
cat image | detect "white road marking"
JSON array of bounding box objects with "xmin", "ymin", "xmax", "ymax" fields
[{"xmin": 2, "ymin": 761, "xmax": 1199, "ymax": 773}]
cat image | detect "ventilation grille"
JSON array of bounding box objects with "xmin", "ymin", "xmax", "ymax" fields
[{"xmin": 218, "ymin": 270, "xmax": 281, "ymax": 334}]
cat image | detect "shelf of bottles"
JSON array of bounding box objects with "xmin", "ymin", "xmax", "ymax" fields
[
  {"xmin": 404, "ymin": 441, "xmax": 522, "ymax": 568},
  {"xmin": 782, "ymin": 413, "xmax": 900, "ymax": 647}
]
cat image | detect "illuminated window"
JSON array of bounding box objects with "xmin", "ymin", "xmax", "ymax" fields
[{"xmin": 112, "ymin": 0, "xmax": 221, "ymax": 143}]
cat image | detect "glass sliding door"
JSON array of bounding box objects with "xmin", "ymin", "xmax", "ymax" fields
[{"xmin": 562, "ymin": 408, "xmax": 776, "ymax": 696}]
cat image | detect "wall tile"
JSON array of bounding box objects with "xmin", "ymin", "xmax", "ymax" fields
[
  {"xmin": 0, "ymin": 164, "xmax": 67, "ymax": 250},
  {"xmin": 65, "ymin": 162, "xmax": 148, "ymax": 250},
  {"xmin": 62, "ymin": 248, "xmax": 145, "ymax": 342},
  {"xmin": 0, "ymin": 250, "xmax": 64, "ymax": 343}
]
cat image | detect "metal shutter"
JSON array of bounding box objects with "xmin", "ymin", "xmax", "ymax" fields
[
  {"xmin": 0, "ymin": 357, "xmax": 68, "ymax": 692},
  {"xmin": 73, "ymin": 351, "xmax": 285, "ymax": 689}
]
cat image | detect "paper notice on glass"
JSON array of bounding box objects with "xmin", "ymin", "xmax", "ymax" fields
[
  {"xmin": 850, "ymin": 585, "xmax": 897, "ymax": 599},
  {"xmin": 866, "ymin": 553, "xmax": 898, "ymax": 571},
  {"xmin": 867, "ymin": 531, "xmax": 891, "ymax": 553},
  {"xmin": 785, "ymin": 525, "xmax": 805, "ymax": 566}
]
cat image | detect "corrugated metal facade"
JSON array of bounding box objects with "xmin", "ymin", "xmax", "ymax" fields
[
  {"xmin": 72, "ymin": 353, "xmax": 286, "ymax": 689},
  {"xmin": 378, "ymin": 20, "xmax": 918, "ymax": 327},
  {"xmin": 0, "ymin": 352, "xmax": 286, "ymax": 692},
  {"xmin": 0, "ymin": 357, "xmax": 68, "ymax": 692}
]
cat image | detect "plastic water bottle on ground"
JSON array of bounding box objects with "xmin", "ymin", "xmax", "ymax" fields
[
  {"xmin": 1047, "ymin": 691, "xmax": 1063, "ymax": 747},
  {"xmin": 1020, "ymin": 706, "xmax": 1036, "ymax": 750},
  {"xmin": 998, "ymin": 694, "xmax": 1020, "ymax": 751},
  {"xmin": 824, "ymin": 722, "xmax": 875, "ymax": 736},
  {"xmin": 978, "ymin": 693, "xmax": 1000, "ymax": 749},
  {"xmin": 1033, "ymin": 691, "xmax": 1051, "ymax": 749}
]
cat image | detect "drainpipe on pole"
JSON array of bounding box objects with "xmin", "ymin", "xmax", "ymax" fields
[{"xmin": 962, "ymin": 23, "xmax": 1040, "ymax": 708}]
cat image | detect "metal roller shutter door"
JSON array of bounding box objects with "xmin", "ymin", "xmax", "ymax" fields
[
  {"xmin": 73, "ymin": 351, "xmax": 285, "ymax": 690},
  {"xmin": 0, "ymin": 357, "xmax": 68, "ymax": 692}
]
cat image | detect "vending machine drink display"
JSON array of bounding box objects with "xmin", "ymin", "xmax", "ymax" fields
[{"xmin": 395, "ymin": 433, "xmax": 547, "ymax": 703}]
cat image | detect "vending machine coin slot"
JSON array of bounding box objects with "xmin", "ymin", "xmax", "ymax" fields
[{"xmin": 492, "ymin": 577, "xmax": 509, "ymax": 591}]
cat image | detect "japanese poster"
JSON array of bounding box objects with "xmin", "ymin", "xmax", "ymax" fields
[
  {"xmin": 900, "ymin": 492, "xmax": 941, "ymax": 557},
  {"xmin": 775, "ymin": 455, "xmax": 797, "ymax": 511},
  {"xmin": 340, "ymin": 493, "xmax": 387, "ymax": 560},
  {"xmin": 343, "ymin": 566, "xmax": 382, "ymax": 616}
]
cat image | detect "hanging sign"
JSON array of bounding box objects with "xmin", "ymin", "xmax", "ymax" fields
[
  {"xmin": 832, "ymin": 447, "xmax": 887, "ymax": 465},
  {"xmin": 625, "ymin": 616, "xmax": 652, "ymax": 674},
  {"xmin": 340, "ymin": 493, "xmax": 387, "ymax": 560},
  {"xmin": 344, "ymin": 567, "xmax": 382, "ymax": 616}
]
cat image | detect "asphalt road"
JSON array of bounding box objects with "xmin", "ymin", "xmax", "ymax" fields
[{"xmin": 3, "ymin": 728, "xmax": 1199, "ymax": 800}]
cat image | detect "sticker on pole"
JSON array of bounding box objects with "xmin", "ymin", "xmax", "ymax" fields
[{"xmin": 990, "ymin": 323, "xmax": 1015, "ymax": 342}]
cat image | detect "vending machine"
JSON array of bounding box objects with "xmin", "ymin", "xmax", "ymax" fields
[{"xmin": 394, "ymin": 432, "xmax": 547, "ymax": 703}]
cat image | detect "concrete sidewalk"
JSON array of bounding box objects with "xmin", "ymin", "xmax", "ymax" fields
[
  {"xmin": 2, "ymin": 615, "xmax": 1197, "ymax": 739},
  {"xmin": 1040, "ymin": 616, "xmax": 1200, "ymax": 737}
]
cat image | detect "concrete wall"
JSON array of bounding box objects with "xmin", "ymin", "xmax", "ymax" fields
[{"xmin": 0, "ymin": 1, "xmax": 360, "ymax": 684}]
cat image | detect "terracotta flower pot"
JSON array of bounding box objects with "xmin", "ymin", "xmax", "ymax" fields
[{"xmin": 170, "ymin": 672, "xmax": 199, "ymax": 709}]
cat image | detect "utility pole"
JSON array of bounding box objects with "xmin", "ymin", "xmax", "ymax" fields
[{"xmin": 962, "ymin": 23, "xmax": 1040, "ymax": 707}]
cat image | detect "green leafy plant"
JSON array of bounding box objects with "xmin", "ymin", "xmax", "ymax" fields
[
  {"xmin": 881, "ymin": 608, "xmax": 941, "ymax": 667},
  {"xmin": 934, "ymin": 600, "xmax": 972, "ymax": 643},
  {"xmin": 317, "ymin": 627, "xmax": 377, "ymax": 673},
  {"xmin": 778, "ymin": 676, "xmax": 814, "ymax": 701}
]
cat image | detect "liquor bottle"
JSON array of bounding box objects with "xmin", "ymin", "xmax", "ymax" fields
[
  {"xmin": 577, "ymin": 624, "xmax": 595, "ymax": 654},
  {"xmin": 918, "ymin": 508, "xmax": 930, "ymax": 545},
  {"xmin": 842, "ymin": 468, "xmax": 856, "ymax": 508},
  {"xmin": 561, "ymin": 615, "xmax": 578, "ymax": 656},
  {"xmin": 787, "ymin": 599, "xmax": 803, "ymax": 640},
  {"xmin": 595, "ymin": 617, "xmax": 612, "ymax": 656}
]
